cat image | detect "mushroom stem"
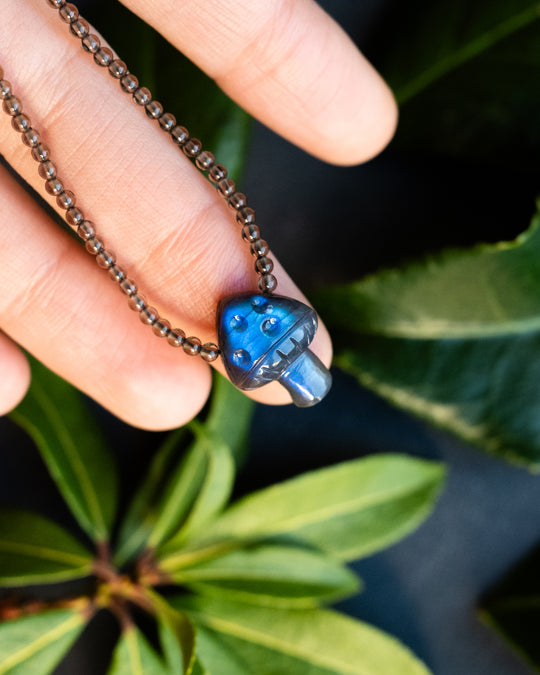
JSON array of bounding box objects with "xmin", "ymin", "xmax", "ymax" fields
[{"xmin": 278, "ymin": 350, "xmax": 332, "ymax": 407}]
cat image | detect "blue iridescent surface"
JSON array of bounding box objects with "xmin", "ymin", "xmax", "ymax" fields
[{"xmin": 217, "ymin": 293, "xmax": 332, "ymax": 407}]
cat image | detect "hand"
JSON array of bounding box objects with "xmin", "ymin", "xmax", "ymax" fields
[{"xmin": 0, "ymin": 0, "xmax": 397, "ymax": 429}]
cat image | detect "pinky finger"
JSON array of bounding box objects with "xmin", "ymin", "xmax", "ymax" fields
[{"xmin": 0, "ymin": 333, "xmax": 30, "ymax": 415}]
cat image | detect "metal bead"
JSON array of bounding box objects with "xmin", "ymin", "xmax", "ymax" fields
[
  {"xmin": 128, "ymin": 293, "xmax": 146, "ymax": 312},
  {"xmin": 239, "ymin": 208, "xmax": 257, "ymax": 229},
  {"xmin": 31, "ymin": 143, "xmax": 51, "ymax": 163},
  {"xmin": 45, "ymin": 178, "xmax": 64, "ymax": 196},
  {"xmin": 201, "ymin": 342, "xmax": 220, "ymax": 362},
  {"xmin": 38, "ymin": 161, "xmax": 57, "ymax": 181},
  {"xmin": 167, "ymin": 328, "xmax": 185, "ymax": 347},
  {"xmin": 242, "ymin": 224, "xmax": 260, "ymax": 242},
  {"xmin": 94, "ymin": 47, "xmax": 113, "ymax": 68},
  {"xmin": 56, "ymin": 190, "xmax": 75, "ymax": 209},
  {"xmin": 59, "ymin": 3, "xmax": 79, "ymax": 22},
  {"xmin": 258, "ymin": 273, "xmax": 278, "ymax": 293},
  {"xmin": 228, "ymin": 192, "xmax": 247, "ymax": 210},
  {"xmin": 0, "ymin": 80, "xmax": 12, "ymax": 100},
  {"xmin": 82, "ymin": 34, "xmax": 100, "ymax": 54},
  {"xmin": 183, "ymin": 337, "xmax": 202, "ymax": 356},
  {"xmin": 109, "ymin": 264, "xmax": 126, "ymax": 283},
  {"xmin": 140, "ymin": 306, "xmax": 159, "ymax": 325},
  {"xmin": 108, "ymin": 59, "xmax": 127, "ymax": 79},
  {"xmin": 145, "ymin": 100, "xmax": 163, "ymax": 119},
  {"xmin": 183, "ymin": 138, "xmax": 201, "ymax": 157},
  {"xmin": 66, "ymin": 207, "xmax": 84, "ymax": 227},
  {"xmin": 77, "ymin": 221, "xmax": 96, "ymax": 241},
  {"xmin": 120, "ymin": 278, "xmax": 137, "ymax": 296},
  {"xmin": 22, "ymin": 128, "xmax": 41, "ymax": 147},
  {"xmin": 152, "ymin": 318, "xmax": 171, "ymax": 337},
  {"xmin": 208, "ymin": 164, "xmax": 227, "ymax": 183},
  {"xmin": 121, "ymin": 73, "xmax": 138, "ymax": 93},
  {"xmin": 218, "ymin": 178, "xmax": 235, "ymax": 197},
  {"xmin": 196, "ymin": 150, "xmax": 215, "ymax": 170},
  {"xmin": 70, "ymin": 18, "xmax": 89, "ymax": 38},
  {"xmin": 133, "ymin": 87, "xmax": 151, "ymax": 106},
  {"xmin": 96, "ymin": 249, "xmax": 116, "ymax": 269},
  {"xmin": 47, "ymin": 0, "xmax": 66, "ymax": 8},
  {"xmin": 11, "ymin": 113, "xmax": 31, "ymax": 133},
  {"xmin": 2, "ymin": 95, "xmax": 22, "ymax": 116},
  {"xmin": 255, "ymin": 256, "xmax": 274, "ymax": 274},
  {"xmin": 159, "ymin": 113, "xmax": 176, "ymax": 132},
  {"xmin": 85, "ymin": 236, "xmax": 104, "ymax": 255},
  {"xmin": 171, "ymin": 125, "xmax": 189, "ymax": 146},
  {"xmin": 250, "ymin": 239, "xmax": 269, "ymax": 258}
]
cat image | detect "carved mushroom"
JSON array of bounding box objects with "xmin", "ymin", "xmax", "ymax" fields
[{"xmin": 217, "ymin": 293, "xmax": 332, "ymax": 407}]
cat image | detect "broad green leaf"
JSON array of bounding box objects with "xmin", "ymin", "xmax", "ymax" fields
[
  {"xmin": 480, "ymin": 545, "xmax": 540, "ymax": 672},
  {"xmin": 0, "ymin": 607, "xmax": 86, "ymax": 675},
  {"xmin": 316, "ymin": 206, "xmax": 540, "ymax": 468},
  {"xmin": 167, "ymin": 544, "xmax": 360, "ymax": 608},
  {"xmin": 107, "ymin": 626, "xmax": 168, "ymax": 675},
  {"xmin": 155, "ymin": 422, "xmax": 234, "ymax": 552},
  {"xmin": 159, "ymin": 455, "xmax": 444, "ymax": 568},
  {"xmin": 114, "ymin": 427, "xmax": 188, "ymax": 567},
  {"xmin": 10, "ymin": 359, "xmax": 117, "ymax": 542},
  {"xmin": 172, "ymin": 595, "xmax": 432, "ymax": 675},
  {"xmin": 144, "ymin": 588, "xmax": 196, "ymax": 675},
  {"xmin": 88, "ymin": 2, "xmax": 251, "ymax": 178},
  {"xmin": 149, "ymin": 422, "xmax": 234, "ymax": 551},
  {"xmin": 195, "ymin": 625, "xmax": 251, "ymax": 675},
  {"xmin": 381, "ymin": 0, "xmax": 540, "ymax": 166},
  {"xmin": 0, "ymin": 509, "xmax": 94, "ymax": 587},
  {"xmin": 205, "ymin": 374, "xmax": 255, "ymax": 464}
]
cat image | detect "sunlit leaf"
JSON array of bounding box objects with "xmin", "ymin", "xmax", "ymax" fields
[
  {"xmin": 172, "ymin": 595, "xmax": 432, "ymax": 675},
  {"xmin": 10, "ymin": 359, "xmax": 117, "ymax": 542},
  {"xmin": 168, "ymin": 544, "xmax": 360, "ymax": 608},
  {"xmin": 0, "ymin": 607, "xmax": 87, "ymax": 675},
  {"xmin": 0, "ymin": 509, "xmax": 93, "ymax": 587},
  {"xmin": 107, "ymin": 626, "xmax": 168, "ymax": 675},
  {"xmin": 159, "ymin": 455, "xmax": 444, "ymax": 568},
  {"xmin": 316, "ymin": 205, "xmax": 540, "ymax": 468}
]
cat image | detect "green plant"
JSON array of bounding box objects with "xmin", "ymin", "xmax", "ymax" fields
[{"xmin": 0, "ymin": 361, "xmax": 444, "ymax": 673}]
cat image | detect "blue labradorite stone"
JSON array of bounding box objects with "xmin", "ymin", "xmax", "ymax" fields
[{"xmin": 217, "ymin": 293, "xmax": 332, "ymax": 407}]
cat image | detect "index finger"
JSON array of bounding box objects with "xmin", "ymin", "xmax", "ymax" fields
[{"xmin": 122, "ymin": 0, "xmax": 398, "ymax": 165}]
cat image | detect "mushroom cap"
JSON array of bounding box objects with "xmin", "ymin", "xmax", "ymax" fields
[{"xmin": 217, "ymin": 293, "xmax": 318, "ymax": 390}]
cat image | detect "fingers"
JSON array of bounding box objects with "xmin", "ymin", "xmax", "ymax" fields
[
  {"xmin": 0, "ymin": 333, "xmax": 30, "ymax": 415},
  {"xmin": 122, "ymin": 0, "xmax": 398, "ymax": 165},
  {"xmin": 0, "ymin": 1, "xmax": 332, "ymax": 428}
]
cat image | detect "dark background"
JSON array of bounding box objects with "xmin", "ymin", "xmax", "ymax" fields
[{"xmin": 2, "ymin": 1, "xmax": 540, "ymax": 673}]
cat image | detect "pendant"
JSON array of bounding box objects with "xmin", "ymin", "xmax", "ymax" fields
[{"xmin": 217, "ymin": 293, "xmax": 332, "ymax": 407}]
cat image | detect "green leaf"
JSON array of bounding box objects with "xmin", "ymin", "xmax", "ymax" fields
[
  {"xmin": 381, "ymin": 0, "xmax": 540, "ymax": 165},
  {"xmin": 107, "ymin": 626, "xmax": 168, "ymax": 675},
  {"xmin": 167, "ymin": 544, "xmax": 360, "ymax": 608},
  {"xmin": 205, "ymin": 374, "xmax": 255, "ymax": 464},
  {"xmin": 158, "ymin": 455, "xmax": 444, "ymax": 568},
  {"xmin": 148, "ymin": 422, "xmax": 234, "ymax": 551},
  {"xmin": 0, "ymin": 509, "xmax": 94, "ymax": 587},
  {"xmin": 316, "ymin": 205, "xmax": 540, "ymax": 469},
  {"xmin": 9, "ymin": 359, "xmax": 117, "ymax": 543},
  {"xmin": 194, "ymin": 625, "xmax": 251, "ymax": 675},
  {"xmin": 154, "ymin": 422, "xmax": 234, "ymax": 552},
  {"xmin": 172, "ymin": 595, "xmax": 432, "ymax": 675},
  {"xmin": 144, "ymin": 588, "xmax": 196, "ymax": 675},
  {"xmin": 0, "ymin": 608, "xmax": 86, "ymax": 675},
  {"xmin": 114, "ymin": 427, "xmax": 188, "ymax": 567},
  {"xmin": 88, "ymin": 2, "xmax": 252, "ymax": 179}
]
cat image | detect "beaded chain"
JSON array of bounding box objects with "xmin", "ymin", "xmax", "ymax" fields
[{"xmin": 0, "ymin": 0, "xmax": 279, "ymax": 364}]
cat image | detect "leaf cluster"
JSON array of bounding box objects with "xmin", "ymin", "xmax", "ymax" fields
[{"xmin": 0, "ymin": 362, "xmax": 445, "ymax": 674}]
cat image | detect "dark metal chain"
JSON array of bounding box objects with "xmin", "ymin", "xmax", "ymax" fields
[{"xmin": 0, "ymin": 0, "xmax": 279, "ymax": 363}]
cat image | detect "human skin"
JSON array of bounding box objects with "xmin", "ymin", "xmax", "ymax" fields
[{"xmin": 0, "ymin": 0, "xmax": 397, "ymax": 429}]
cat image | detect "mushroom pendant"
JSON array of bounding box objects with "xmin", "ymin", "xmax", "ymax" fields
[{"xmin": 217, "ymin": 293, "xmax": 332, "ymax": 407}]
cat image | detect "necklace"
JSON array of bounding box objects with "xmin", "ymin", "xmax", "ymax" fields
[{"xmin": 0, "ymin": 0, "xmax": 332, "ymax": 408}]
